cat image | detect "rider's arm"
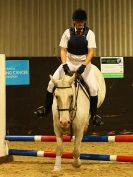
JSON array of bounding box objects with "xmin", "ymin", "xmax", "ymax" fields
[
  {"xmin": 83, "ymin": 29, "xmax": 96, "ymax": 66},
  {"xmin": 59, "ymin": 29, "xmax": 69, "ymax": 64},
  {"xmin": 83, "ymin": 48, "xmax": 94, "ymax": 65},
  {"xmin": 61, "ymin": 47, "xmax": 67, "ymax": 64}
]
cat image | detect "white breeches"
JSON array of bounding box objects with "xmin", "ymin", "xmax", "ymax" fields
[{"xmin": 47, "ymin": 61, "xmax": 99, "ymax": 96}]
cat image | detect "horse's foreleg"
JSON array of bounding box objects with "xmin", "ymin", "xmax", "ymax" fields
[
  {"xmin": 72, "ymin": 133, "xmax": 83, "ymax": 168},
  {"xmin": 54, "ymin": 135, "xmax": 63, "ymax": 171}
]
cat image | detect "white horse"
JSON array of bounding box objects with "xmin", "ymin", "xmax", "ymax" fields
[{"xmin": 50, "ymin": 64, "xmax": 106, "ymax": 171}]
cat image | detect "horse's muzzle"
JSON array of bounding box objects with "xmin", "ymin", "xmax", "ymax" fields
[{"xmin": 60, "ymin": 120, "xmax": 70, "ymax": 128}]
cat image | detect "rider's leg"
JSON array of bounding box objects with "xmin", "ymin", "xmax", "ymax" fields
[
  {"xmin": 34, "ymin": 65, "xmax": 64, "ymax": 118},
  {"xmin": 89, "ymin": 95, "xmax": 104, "ymax": 126},
  {"xmin": 90, "ymin": 95, "xmax": 98, "ymax": 118},
  {"xmin": 82, "ymin": 64, "xmax": 104, "ymax": 126},
  {"xmin": 34, "ymin": 90, "xmax": 53, "ymax": 117}
]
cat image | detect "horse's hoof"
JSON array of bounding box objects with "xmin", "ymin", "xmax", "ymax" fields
[
  {"xmin": 53, "ymin": 166, "xmax": 61, "ymax": 172},
  {"xmin": 72, "ymin": 159, "xmax": 81, "ymax": 168}
]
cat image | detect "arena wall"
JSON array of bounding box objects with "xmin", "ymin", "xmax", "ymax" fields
[{"xmin": 6, "ymin": 57, "xmax": 133, "ymax": 135}]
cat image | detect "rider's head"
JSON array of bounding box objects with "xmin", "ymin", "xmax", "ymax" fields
[{"xmin": 72, "ymin": 8, "xmax": 87, "ymax": 30}]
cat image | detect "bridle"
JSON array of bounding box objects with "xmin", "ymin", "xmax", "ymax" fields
[
  {"xmin": 54, "ymin": 75, "xmax": 90, "ymax": 115},
  {"xmin": 53, "ymin": 78, "xmax": 89, "ymax": 137},
  {"xmin": 54, "ymin": 86, "xmax": 75, "ymax": 113},
  {"xmin": 54, "ymin": 84, "xmax": 79, "ymax": 137}
]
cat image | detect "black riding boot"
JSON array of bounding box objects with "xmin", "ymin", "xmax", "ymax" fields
[
  {"xmin": 34, "ymin": 91, "xmax": 53, "ymax": 118},
  {"xmin": 90, "ymin": 96, "xmax": 104, "ymax": 126}
]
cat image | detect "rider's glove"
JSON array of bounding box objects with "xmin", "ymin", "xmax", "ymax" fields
[
  {"xmin": 76, "ymin": 64, "xmax": 86, "ymax": 75},
  {"xmin": 62, "ymin": 64, "xmax": 71, "ymax": 75}
]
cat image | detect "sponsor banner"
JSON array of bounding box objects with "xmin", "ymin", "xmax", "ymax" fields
[
  {"xmin": 100, "ymin": 57, "xmax": 124, "ymax": 78},
  {"xmin": 6, "ymin": 60, "xmax": 30, "ymax": 85}
]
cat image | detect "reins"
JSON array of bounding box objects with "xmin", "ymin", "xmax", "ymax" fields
[{"xmin": 54, "ymin": 75, "xmax": 90, "ymax": 138}]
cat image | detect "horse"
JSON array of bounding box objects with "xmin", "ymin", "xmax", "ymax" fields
[{"xmin": 50, "ymin": 64, "xmax": 106, "ymax": 171}]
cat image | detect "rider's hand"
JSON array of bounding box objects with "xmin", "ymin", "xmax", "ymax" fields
[
  {"xmin": 76, "ymin": 64, "xmax": 86, "ymax": 75},
  {"xmin": 62, "ymin": 64, "xmax": 71, "ymax": 75}
]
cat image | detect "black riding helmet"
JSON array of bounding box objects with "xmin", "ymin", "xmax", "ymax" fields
[{"xmin": 72, "ymin": 8, "xmax": 87, "ymax": 21}]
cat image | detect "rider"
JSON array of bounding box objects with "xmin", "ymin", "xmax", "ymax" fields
[{"xmin": 34, "ymin": 8, "xmax": 104, "ymax": 126}]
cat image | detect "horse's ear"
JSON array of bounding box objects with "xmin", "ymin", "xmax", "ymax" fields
[
  {"xmin": 49, "ymin": 75, "xmax": 57, "ymax": 85},
  {"xmin": 69, "ymin": 73, "xmax": 75, "ymax": 85}
]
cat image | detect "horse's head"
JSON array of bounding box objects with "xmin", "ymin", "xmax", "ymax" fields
[{"xmin": 50, "ymin": 74, "xmax": 75, "ymax": 129}]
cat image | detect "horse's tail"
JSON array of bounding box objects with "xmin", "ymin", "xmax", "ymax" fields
[{"xmin": 91, "ymin": 64, "xmax": 106, "ymax": 108}]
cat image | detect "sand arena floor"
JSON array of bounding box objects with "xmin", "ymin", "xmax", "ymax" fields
[{"xmin": 0, "ymin": 141, "xmax": 133, "ymax": 177}]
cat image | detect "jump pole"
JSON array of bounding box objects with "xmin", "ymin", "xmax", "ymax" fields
[
  {"xmin": 0, "ymin": 54, "xmax": 11, "ymax": 163},
  {"xmin": 5, "ymin": 135, "xmax": 133, "ymax": 142},
  {"xmin": 8, "ymin": 149, "xmax": 133, "ymax": 162}
]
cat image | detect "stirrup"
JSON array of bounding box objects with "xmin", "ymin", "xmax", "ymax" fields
[
  {"xmin": 34, "ymin": 106, "xmax": 46, "ymax": 118},
  {"xmin": 91, "ymin": 114, "xmax": 104, "ymax": 126}
]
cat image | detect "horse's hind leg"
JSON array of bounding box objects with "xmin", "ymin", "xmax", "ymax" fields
[
  {"xmin": 53, "ymin": 135, "xmax": 63, "ymax": 171},
  {"xmin": 72, "ymin": 134, "xmax": 82, "ymax": 168}
]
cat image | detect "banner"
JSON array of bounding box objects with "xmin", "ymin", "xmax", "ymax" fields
[
  {"xmin": 6, "ymin": 60, "xmax": 30, "ymax": 85},
  {"xmin": 100, "ymin": 57, "xmax": 124, "ymax": 78}
]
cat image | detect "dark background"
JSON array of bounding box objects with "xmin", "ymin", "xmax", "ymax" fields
[{"xmin": 6, "ymin": 57, "xmax": 133, "ymax": 135}]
